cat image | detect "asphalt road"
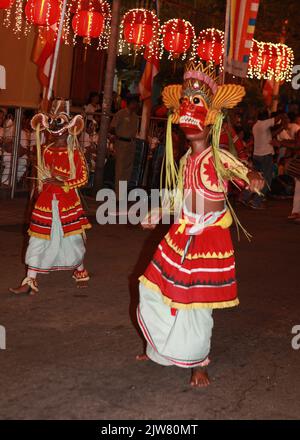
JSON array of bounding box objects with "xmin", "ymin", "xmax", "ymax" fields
[{"xmin": 0, "ymin": 198, "xmax": 299, "ymax": 420}]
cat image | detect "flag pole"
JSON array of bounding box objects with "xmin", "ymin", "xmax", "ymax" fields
[
  {"xmin": 139, "ymin": 0, "xmax": 160, "ymax": 140},
  {"xmin": 93, "ymin": 0, "xmax": 121, "ymax": 192},
  {"xmin": 46, "ymin": 0, "xmax": 68, "ymax": 102},
  {"xmin": 222, "ymin": 0, "xmax": 231, "ymax": 85}
]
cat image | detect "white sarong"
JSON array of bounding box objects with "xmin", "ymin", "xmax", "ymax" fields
[
  {"xmin": 26, "ymin": 197, "xmax": 85, "ymax": 273},
  {"xmin": 137, "ymin": 283, "xmax": 213, "ymax": 368}
]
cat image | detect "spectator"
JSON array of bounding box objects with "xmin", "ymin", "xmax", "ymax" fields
[
  {"xmin": 3, "ymin": 110, "xmax": 15, "ymax": 139},
  {"xmin": 110, "ymin": 96, "xmax": 139, "ymax": 199},
  {"xmin": 241, "ymin": 110, "xmax": 282, "ymax": 209},
  {"xmin": 1, "ymin": 137, "xmax": 13, "ymax": 186},
  {"xmin": 84, "ymin": 92, "xmax": 101, "ymax": 120}
]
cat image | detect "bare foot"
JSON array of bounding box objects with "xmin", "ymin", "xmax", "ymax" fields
[
  {"xmin": 136, "ymin": 353, "xmax": 149, "ymax": 361},
  {"xmin": 190, "ymin": 368, "xmax": 210, "ymax": 388}
]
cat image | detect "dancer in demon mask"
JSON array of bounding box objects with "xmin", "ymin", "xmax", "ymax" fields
[
  {"xmin": 10, "ymin": 99, "xmax": 91, "ymax": 295},
  {"xmin": 136, "ymin": 62, "xmax": 264, "ymax": 387}
]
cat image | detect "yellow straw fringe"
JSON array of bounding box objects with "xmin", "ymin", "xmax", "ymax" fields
[{"xmin": 139, "ymin": 275, "xmax": 239, "ymax": 310}]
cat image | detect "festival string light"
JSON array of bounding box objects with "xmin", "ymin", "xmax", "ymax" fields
[
  {"xmin": 66, "ymin": 0, "xmax": 111, "ymax": 49},
  {"xmin": 159, "ymin": 18, "xmax": 196, "ymax": 61},
  {"xmin": 0, "ymin": 3, "xmax": 295, "ymax": 76},
  {"xmin": 248, "ymin": 39, "xmax": 294, "ymax": 82},
  {"xmin": 0, "ymin": 0, "xmax": 14, "ymax": 28},
  {"xmin": 25, "ymin": 0, "xmax": 61, "ymax": 27},
  {"xmin": 1, "ymin": 0, "xmax": 111, "ymax": 49},
  {"xmin": 197, "ymin": 28, "xmax": 224, "ymax": 68},
  {"xmin": 118, "ymin": 8, "xmax": 159, "ymax": 58}
]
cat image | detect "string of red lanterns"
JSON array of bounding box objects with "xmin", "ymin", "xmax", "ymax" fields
[{"xmin": 0, "ymin": 2, "xmax": 295, "ymax": 83}]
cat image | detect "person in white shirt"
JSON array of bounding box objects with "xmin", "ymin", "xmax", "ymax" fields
[
  {"xmin": 83, "ymin": 92, "xmax": 101, "ymax": 121},
  {"xmin": 1, "ymin": 129, "xmax": 30, "ymax": 186},
  {"xmin": 242, "ymin": 111, "xmax": 282, "ymax": 209}
]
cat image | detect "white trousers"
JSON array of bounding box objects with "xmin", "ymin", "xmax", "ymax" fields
[
  {"xmin": 26, "ymin": 197, "xmax": 85, "ymax": 273},
  {"xmin": 138, "ymin": 283, "xmax": 213, "ymax": 368}
]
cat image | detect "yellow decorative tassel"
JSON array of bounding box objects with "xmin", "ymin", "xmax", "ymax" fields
[
  {"xmin": 210, "ymin": 112, "xmax": 251, "ymax": 240},
  {"xmin": 35, "ymin": 123, "xmax": 43, "ymax": 193},
  {"xmin": 160, "ymin": 114, "xmax": 180, "ymax": 213}
]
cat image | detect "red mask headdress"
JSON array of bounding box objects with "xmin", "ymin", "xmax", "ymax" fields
[
  {"xmin": 162, "ymin": 61, "xmax": 245, "ymax": 130},
  {"xmin": 30, "ymin": 99, "xmax": 85, "ymax": 192},
  {"xmin": 160, "ymin": 62, "xmax": 249, "ymax": 236},
  {"xmin": 31, "ymin": 99, "xmax": 84, "ymax": 137}
]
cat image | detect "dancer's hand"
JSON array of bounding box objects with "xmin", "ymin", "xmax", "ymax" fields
[
  {"xmin": 141, "ymin": 223, "xmax": 157, "ymax": 230},
  {"xmin": 246, "ymin": 171, "xmax": 265, "ymax": 193},
  {"xmin": 141, "ymin": 208, "xmax": 161, "ymax": 230}
]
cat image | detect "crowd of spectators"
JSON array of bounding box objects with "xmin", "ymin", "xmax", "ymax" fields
[{"xmin": 2, "ymin": 95, "xmax": 300, "ymax": 223}]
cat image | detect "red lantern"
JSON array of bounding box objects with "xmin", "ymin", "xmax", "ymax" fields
[
  {"xmin": 162, "ymin": 19, "xmax": 195, "ymax": 58},
  {"xmin": 72, "ymin": 10, "xmax": 105, "ymax": 39},
  {"xmin": 0, "ymin": 0, "xmax": 14, "ymax": 9},
  {"xmin": 25, "ymin": 0, "xmax": 60, "ymax": 27},
  {"xmin": 122, "ymin": 9, "xmax": 158, "ymax": 47},
  {"xmin": 197, "ymin": 29, "xmax": 224, "ymax": 65},
  {"xmin": 248, "ymin": 39, "xmax": 294, "ymax": 82}
]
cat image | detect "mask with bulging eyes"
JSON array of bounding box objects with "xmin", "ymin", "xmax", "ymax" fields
[
  {"xmin": 31, "ymin": 112, "xmax": 84, "ymax": 139},
  {"xmin": 179, "ymin": 88, "xmax": 208, "ymax": 134},
  {"xmin": 179, "ymin": 85, "xmax": 211, "ymax": 136},
  {"xmin": 47, "ymin": 113, "xmax": 70, "ymax": 136}
]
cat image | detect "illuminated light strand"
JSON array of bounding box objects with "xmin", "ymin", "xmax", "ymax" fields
[
  {"xmin": 71, "ymin": 0, "xmax": 111, "ymax": 49},
  {"xmin": 118, "ymin": 8, "xmax": 159, "ymax": 59},
  {"xmin": 1, "ymin": 0, "xmax": 14, "ymax": 28},
  {"xmin": 196, "ymin": 28, "xmax": 224, "ymax": 69},
  {"xmin": 159, "ymin": 18, "xmax": 196, "ymax": 61},
  {"xmin": 13, "ymin": 0, "xmax": 23, "ymax": 36},
  {"xmin": 248, "ymin": 39, "xmax": 294, "ymax": 82},
  {"xmin": 0, "ymin": 3, "xmax": 295, "ymax": 76}
]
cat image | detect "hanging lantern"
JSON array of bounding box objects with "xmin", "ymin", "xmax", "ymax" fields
[
  {"xmin": 197, "ymin": 28, "xmax": 224, "ymax": 66},
  {"xmin": 66, "ymin": 0, "xmax": 111, "ymax": 48},
  {"xmin": 160, "ymin": 19, "xmax": 196, "ymax": 60},
  {"xmin": 119, "ymin": 9, "xmax": 159, "ymax": 56},
  {"xmin": 25, "ymin": 0, "xmax": 60, "ymax": 27},
  {"xmin": 0, "ymin": 0, "xmax": 14, "ymax": 9},
  {"xmin": 248, "ymin": 39, "xmax": 294, "ymax": 82},
  {"xmin": 72, "ymin": 10, "xmax": 104, "ymax": 39}
]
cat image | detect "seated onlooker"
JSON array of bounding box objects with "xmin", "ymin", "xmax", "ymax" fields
[{"xmin": 83, "ymin": 92, "xmax": 101, "ymax": 120}]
